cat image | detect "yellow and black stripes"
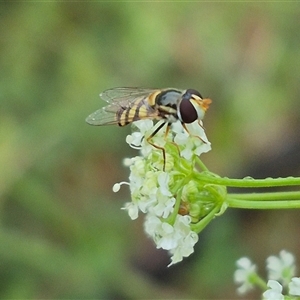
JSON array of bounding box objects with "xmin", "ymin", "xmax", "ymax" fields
[{"xmin": 117, "ymin": 97, "xmax": 156, "ymax": 126}]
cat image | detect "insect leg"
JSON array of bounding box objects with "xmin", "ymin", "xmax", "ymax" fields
[
  {"xmin": 181, "ymin": 122, "xmax": 207, "ymax": 144},
  {"xmin": 165, "ymin": 124, "xmax": 181, "ymax": 155},
  {"xmin": 146, "ymin": 121, "xmax": 168, "ymax": 171}
]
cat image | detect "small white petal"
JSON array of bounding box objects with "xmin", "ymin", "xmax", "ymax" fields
[
  {"xmin": 268, "ymin": 280, "xmax": 283, "ymax": 291},
  {"xmin": 126, "ymin": 132, "xmax": 143, "ymax": 148},
  {"xmin": 133, "ymin": 119, "xmax": 154, "ymax": 132},
  {"xmin": 144, "ymin": 215, "xmax": 161, "ymax": 236},
  {"xmin": 236, "ymin": 257, "xmax": 256, "ymax": 271},
  {"xmin": 289, "ymin": 277, "xmax": 300, "ymax": 296},
  {"xmin": 157, "ymin": 172, "xmax": 172, "ymax": 196},
  {"xmin": 279, "ymin": 250, "xmax": 295, "ymax": 267},
  {"xmin": 123, "ymin": 157, "xmax": 133, "ymax": 166},
  {"xmin": 262, "ymin": 280, "xmax": 284, "ymax": 300},
  {"xmin": 150, "ymin": 195, "xmax": 175, "ymax": 218},
  {"xmin": 122, "ymin": 202, "xmax": 139, "ymax": 220}
]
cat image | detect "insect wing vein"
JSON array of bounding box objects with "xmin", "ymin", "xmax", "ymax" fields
[
  {"xmin": 87, "ymin": 87, "xmax": 168, "ymax": 126},
  {"xmin": 100, "ymin": 87, "xmax": 158, "ymax": 104},
  {"xmin": 85, "ymin": 108, "xmax": 117, "ymax": 125}
]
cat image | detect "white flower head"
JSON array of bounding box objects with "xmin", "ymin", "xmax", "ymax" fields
[
  {"xmin": 168, "ymin": 228, "xmax": 199, "ymax": 266},
  {"xmin": 266, "ymin": 250, "xmax": 296, "ymax": 286},
  {"xmin": 234, "ymin": 257, "xmax": 257, "ymax": 295},
  {"xmin": 114, "ymin": 117, "xmax": 212, "ymax": 265},
  {"xmin": 289, "ymin": 277, "xmax": 300, "ymax": 296},
  {"xmin": 262, "ymin": 280, "xmax": 284, "ymax": 300},
  {"xmin": 144, "ymin": 214, "xmax": 198, "ymax": 266},
  {"xmin": 120, "ymin": 161, "xmax": 176, "ymax": 219}
]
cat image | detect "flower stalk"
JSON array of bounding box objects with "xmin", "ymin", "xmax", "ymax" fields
[
  {"xmin": 191, "ymin": 166, "xmax": 300, "ymax": 210},
  {"xmin": 194, "ymin": 171, "xmax": 300, "ymax": 187}
]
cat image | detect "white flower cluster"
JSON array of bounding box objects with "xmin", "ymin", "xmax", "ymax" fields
[
  {"xmin": 234, "ymin": 257, "xmax": 257, "ymax": 294},
  {"xmin": 234, "ymin": 250, "xmax": 300, "ymax": 299},
  {"xmin": 113, "ymin": 119, "xmax": 211, "ymax": 266},
  {"xmin": 144, "ymin": 214, "xmax": 199, "ymax": 266}
]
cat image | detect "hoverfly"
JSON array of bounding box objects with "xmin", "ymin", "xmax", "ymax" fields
[
  {"xmin": 86, "ymin": 87, "xmax": 211, "ymax": 129},
  {"xmin": 86, "ymin": 87, "xmax": 212, "ymax": 166}
]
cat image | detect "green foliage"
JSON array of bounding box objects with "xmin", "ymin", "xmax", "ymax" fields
[{"xmin": 0, "ymin": 2, "xmax": 299, "ymax": 299}]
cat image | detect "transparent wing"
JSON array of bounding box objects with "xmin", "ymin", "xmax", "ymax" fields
[
  {"xmin": 86, "ymin": 87, "xmax": 160, "ymax": 126},
  {"xmin": 100, "ymin": 87, "xmax": 158, "ymax": 104},
  {"xmin": 85, "ymin": 107, "xmax": 119, "ymax": 125}
]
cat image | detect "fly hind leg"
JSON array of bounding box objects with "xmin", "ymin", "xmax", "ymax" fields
[{"xmin": 146, "ymin": 121, "xmax": 170, "ymax": 171}]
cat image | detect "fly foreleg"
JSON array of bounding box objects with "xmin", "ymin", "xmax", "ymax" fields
[{"xmin": 181, "ymin": 122, "xmax": 207, "ymax": 144}]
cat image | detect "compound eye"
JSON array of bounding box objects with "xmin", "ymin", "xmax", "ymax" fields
[
  {"xmin": 185, "ymin": 89, "xmax": 203, "ymax": 99},
  {"xmin": 179, "ymin": 96, "xmax": 198, "ymax": 123}
]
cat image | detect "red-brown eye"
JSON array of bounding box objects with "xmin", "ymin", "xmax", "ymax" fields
[{"xmin": 179, "ymin": 95, "xmax": 198, "ymax": 123}]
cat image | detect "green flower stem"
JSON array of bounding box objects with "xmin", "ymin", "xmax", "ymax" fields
[
  {"xmin": 229, "ymin": 191, "xmax": 300, "ymax": 201},
  {"xmin": 191, "ymin": 205, "xmax": 220, "ymax": 233},
  {"xmin": 194, "ymin": 156, "xmax": 209, "ymax": 171},
  {"xmin": 167, "ymin": 183, "xmax": 184, "ymax": 225},
  {"xmin": 194, "ymin": 171, "xmax": 300, "ymax": 209},
  {"xmin": 195, "ymin": 173, "xmax": 300, "ymax": 188},
  {"xmin": 249, "ymin": 273, "xmax": 268, "ymax": 291},
  {"xmin": 226, "ymin": 197, "xmax": 300, "ymax": 209}
]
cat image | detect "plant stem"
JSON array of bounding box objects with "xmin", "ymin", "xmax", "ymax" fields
[
  {"xmin": 229, "ymin": 191, "xmax": 300, "ymax": 201},
  {"xmin": 252, "ymin": 274, "xmax": 268, "ymax": 291},
  {"xmin": 191, "ymin": 205, "xmax": 220, "ymax": 233},
  {"xmin": 195, "ymin": 174, "xmax": 300, "ymax": 187},
  {"xmin": 195, "ymin": 157, "xmax": 209, "ymax": 171},
  {"xmin": 226, "ymin": 197, "xmax": 300, "ymax": 209}
]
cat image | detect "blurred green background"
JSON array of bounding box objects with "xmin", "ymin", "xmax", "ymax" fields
[{"xmin": 1, "ymin": 2, "xmax": 300, "ymax": 299}]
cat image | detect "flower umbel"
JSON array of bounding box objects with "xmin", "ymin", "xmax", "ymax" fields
[
  {"xmin": 234, "ymin": 250, "xmax": 299, "ymax": 299},
  {"xmin": 114, "ymin": 119, "xmax": 223, "ymax": 265}
]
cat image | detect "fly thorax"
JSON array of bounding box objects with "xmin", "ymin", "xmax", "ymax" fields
[{"xmin": 156, "ymin": 90, "xmax": 182, "ymax": 106}]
